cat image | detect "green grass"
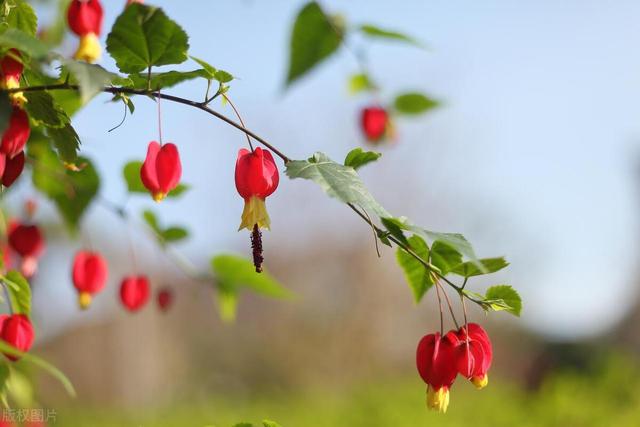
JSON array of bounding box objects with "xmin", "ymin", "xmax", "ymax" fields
[{"xmin": 53, "ymin": 355, "xmax": 640, "ymax": 427}]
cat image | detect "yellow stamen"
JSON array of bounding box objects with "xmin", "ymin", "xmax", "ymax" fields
[
  {"xmin": 78, "ymin": 292, "xmax": 92, "ymax": 310},
  {"xmin": 426, "ymin": 385, "xmax": 450, "ymax": 413},
  {"xmin": 74, "ymin": 33, "xmax": 102, "ymax": 63},
  {"xmin": 153, "ymin": 192, "xmax": 166, "ymax": 202},
  {"xmin": 238, "ymin": 196, "xmax": 270, "ymax": 231},
  {"xmin": 471, "ymin": 374, "xmax": 489, "ymax": 389}
]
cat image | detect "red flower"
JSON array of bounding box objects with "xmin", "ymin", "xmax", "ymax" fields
[
  {"xmin": 361, "ymin": 106, "xmax": 391, "ymax": 142},
  {"xmin": 72, "ymin": 251, "xmax": 108, "ymax": 310},
  {"xmin": 1, "ymin": 107, "xmax": 30, "ymax": 159},
  {"xmin": 0, "ymin": 49, "xmax": 27, "ymax": 106},
  {"xmin": 67, "ymin": 0, "xmax": 103, "ymax": 63},
  {"xmin": 120, "ymin": 276, "xmax": 150, "ymax": 312},
  {"xmin": 157, "ymin": 287, "xmax": 173, "ymax": 312},
  {"xmin": 8, "ymin": 222, "xmax": 45, "ymax": 278},
  {"xmin": 234, "ymin": 147, "xmax": 279, "ymax": 231},
  {"xmin": 1, "ymin": 151, "xmax": 25, "ymax": 188},
  {"xmin": 416, "ymin": 331, "xmax": 460, "ymax": 413},
  {"xmin": 0, "ymin": 314, "xmax": 35, "ymax": 361},
  {"xmin": 140, "ymin": 141, "xmax": 182, "ymax": 202},
  {"xmin": 455, "ymin": 323, "xmax": 493, "ymax": 389}
]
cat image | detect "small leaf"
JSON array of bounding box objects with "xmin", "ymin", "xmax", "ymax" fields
[
  {"xmin": 4, "ymin": 0, "xmax": 37, "ymax": 36},
  {"xmin": 0, "ymin": 28, "xmax": 51, "ymax": 59},
  {"xmin": 162, "ymin": 227, "xmax": 188, "ymax": 243},
  {"xmin": 23, "ymin": 91, "xmax": 69, "ymax": 129},
  {"xmin": 214, "ymin": 70, "xmax": 233, "ymax": 83},
  {"xmin": 344, "ymin": 147, "xmax": 381, "ymax": 170},
  {"xmin": 190, "ymin": 56, "xmax": 217, "ymax": 78},
  {"xmin": 127, "ymin": 69, "xmax": 211, "ymax": 90},
  {"xmin": 30, "ymin": 136, "xmax": 99, "ymax": 232},
  {"xmin": 485, "ymin": 285, "xmax": 522, "ymax": 316},
  {"xmin": 430, "ymin": 241, "xmax": 463, "ymax": 275},
  {"xmin": 380, "ymin": 217, "xmax": 409, "ymax": 247},
  {"xmin": 359, "ymin": 24, "xmax": 422, "ymax": 47},
  {"xmin": 286, "ymin": 152, "xmax": 390, "ymax": 218},
  {"xmin": 62, "ymin": 60, "xmax": 116, "ymax": 103},
  {"xmin": 396, "ymin": 236, "xmax": 433, "ymax": 302},
  {"xmin": 286, "ymin": 1, "xmax": 343, "ymax": 86},
  {"xmin": 210, "ymin": 254, "xmax": 291, "ymax": 298},
  {"xmin": 451, "ymin": 257, "xmax": 509, "ymax": 278},
  {"xmin": 48, "ymin": 124, "xmax": 81, "ymax": 164},
  {"xmin": 3, "ymin": 270, "xmax": 31, "ymax": 316},
  {"xmin": 394, "ymin": 92, "xmax": 439, "ymax": 115},
  {"xmin": 106, "ymin": 4, "xmax": 189, "ymax": 74},
  {"xmin": 142, "ymin": 210, "xmax": 161, "ymax": 234},
  {"xmin": 347, "ymin": 73, "xmax": 375, "ymax": 94}
]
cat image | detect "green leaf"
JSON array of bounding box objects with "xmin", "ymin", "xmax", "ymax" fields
[
  {"xmin": 409, "ymin": 227, "xmax": 482, "ymax": 270},
  {"xmin": 214, "ymin": 69, "xmax": 234, "ymax": 83},
  {"xmin": 127, "ymin": 69, "xmax": 210, "ymax": 90},
  {"xmin": 210, "ymin": 254, "xmax": 291, "ymax": 299},
  {"xmin": 344, "ymin": 148, "xmax": 381, "ymax": 170},
  {"xmin": 0, "ymin": 363, "xmax": 9, "ymax": 394},
  {"xmin": 394, "ymin": 92, "xmax": 439, "ymax": 115},
  {"xmin": 359, "ymin": 24, "xmax": 422, "ymax": 47},
  {"xmin": 286, "ymin": 152, "xmax": 390, "ymax": 218},
  {"xmin": 162, "ymin": 227, "xmax": 188, "ymax": 242},
  {"xmin": 451, "ymin": 257, "xmax": 509, "ymax": 278},
  {"xmin": 0, "ymin": 340, "xmax": 75, "ymax": 397},
  {"xmin": 62, "ymin": 60, "xmax": 116, "ymax": 103},
  {"xmin": 190, "ymin": 56, "xmax": 217, "ymax": 78},
  {"xmin": 286, "ymin": 1, "xmax": 343, "ymax": 86},
  {"xmin": 0, "ymin": 28, "xmax": 50, "ymax": 59},
  {"xmin": 4, "ymin": 0, "xmax": 37, "ymax": 36},
  {"xmin": 380, "ymin": 217, "xmax": 409, "ymax": 247},
  {"xmin": 484, "ymin": 285, "xmax": 522, "ymax": 316},
  {"xmin": 396, "ymin": 236, "xmax": 433, "ymax": 302},
  {"xmin": 263, "ymin": 422, "xmax": 282, "ymax": 427},
  {"xmin": 23, "ymin": 91, "xmax": 69, "ymax": 128},
  {"xmin": 31, "ymin": 138, "xmax": 99, "ymax": 232},
  {"xmin": 123, "ymin": 161, "xmax": 188, "ymax": 198},
  {"xmin": 106, "ymin": 3, "xmax": 189, "ymax": 74},
  {"xmin": 142, "ymin": 210, "xmax": 188, "ymax": 245},
  {"xmin": 348, "ymin": 73, "xmax": 375, "ymax": 94},
  {"xmin": 2, "ymin": 270, "xmax": 31, "ymax": 316},
  {"xmin": 216, "ymin": 288, "xmax": 238, "ymax": 323},
  {"xmin": 430, "ymin": 240, "xmax": 463, "ymax": 275}
]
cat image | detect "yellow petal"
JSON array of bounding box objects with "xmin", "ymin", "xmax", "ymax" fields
[
  {"xmin": 74, "ymin": 33, "xmax": 102, "ymax": 63},
  {"xmin": 78, "ymin": 292, "xmax": 92, "ymax": 310},
  {"xmin": 426, "ymin": 385, "xmax": 450, "ymax": 413},
  {"xmin": 3, "ymin": 78, "xmax": 27, "ymax": 107},
  {"xmin": 471, "ymin": 374, "xmax": 489, "ymax": 389},
  {"xmin": 238, "ymin": 196, "xmax": 270, "ymax": 231}
]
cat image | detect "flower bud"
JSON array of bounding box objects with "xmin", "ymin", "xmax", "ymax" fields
[
  {"xmin": 72, "ymin": 251, "xmax": 109, "ymax": 310},
  {"xmin": 67, "ymin": 0, "xmax": 104, "ymax": 63},
  {"xmin": 361, "ymin": 106, "xmax": 392, "ymax": 142},
  {"xmin": 120, "ymin": 276, "xmax": 150, "ymax": 312},
  {"xmin": 140, "ymin": 141, "xmax": 182, "ymax": 202},
  {"xmin": 234, "ymin": 147, "xmax": 279, "ymax": 231},
  {"xmin": 157, "ymin": 287, "xmax": 173, "ymax": 312},
  {"xmin": 0, "ymin": 314, "xmax": 35, "ymax": 361},
  {"xmin": 8, "ymin": 221, "xmax": 44, "ymax": 277},
  {"xmin": 0, "ymin": 49, "xmax": 27, "ymax": 106},
  {"xmin": 1, "ymin": 151, "xmax": 25, "ymax": 188},
  {"xmin": 416, "ymin": 331, "xmax": 460, "ymax": 413},
  {"xmin": 1, "ymin": 108, "xmax": 30, "ymax": 159}
]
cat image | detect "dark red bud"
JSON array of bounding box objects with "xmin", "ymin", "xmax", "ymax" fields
[
  {"xmin": 1, "ymin": 151, "xmax": 25, "ymax": 187},
  {"xmin": 120, "ymin": 276, "xmax": 150, "ymax": 312},
  {"xmin": 361, "ymin": 106, "xmax": 389, "ymax": 142},
  {"xmin": 157, "ymin": 287, "xmax": 173, "ymax": 312},
  {"xmin": 0, "ymin": 314, "xmax": 35, "ymax": 361}
]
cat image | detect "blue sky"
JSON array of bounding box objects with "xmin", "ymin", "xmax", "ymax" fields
[{"xmin": 23, "ymin": 0, "xmax": 640, "ymax": 339}]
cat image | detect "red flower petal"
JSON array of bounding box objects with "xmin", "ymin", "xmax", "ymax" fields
[
  {"xmin": 67, "ymin": 0, "xmax": 104, "ymax": 36},
  {"xmin": 120, "ymin": 276, "xmax": 150, "ymax": 312},
  {"xmin": 1, "ymin": 108, "xmax": 30, "ymax": 158},
  {"xmin": 2, "ymin": 151, "xmax": 24, "ymax": 187}
]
